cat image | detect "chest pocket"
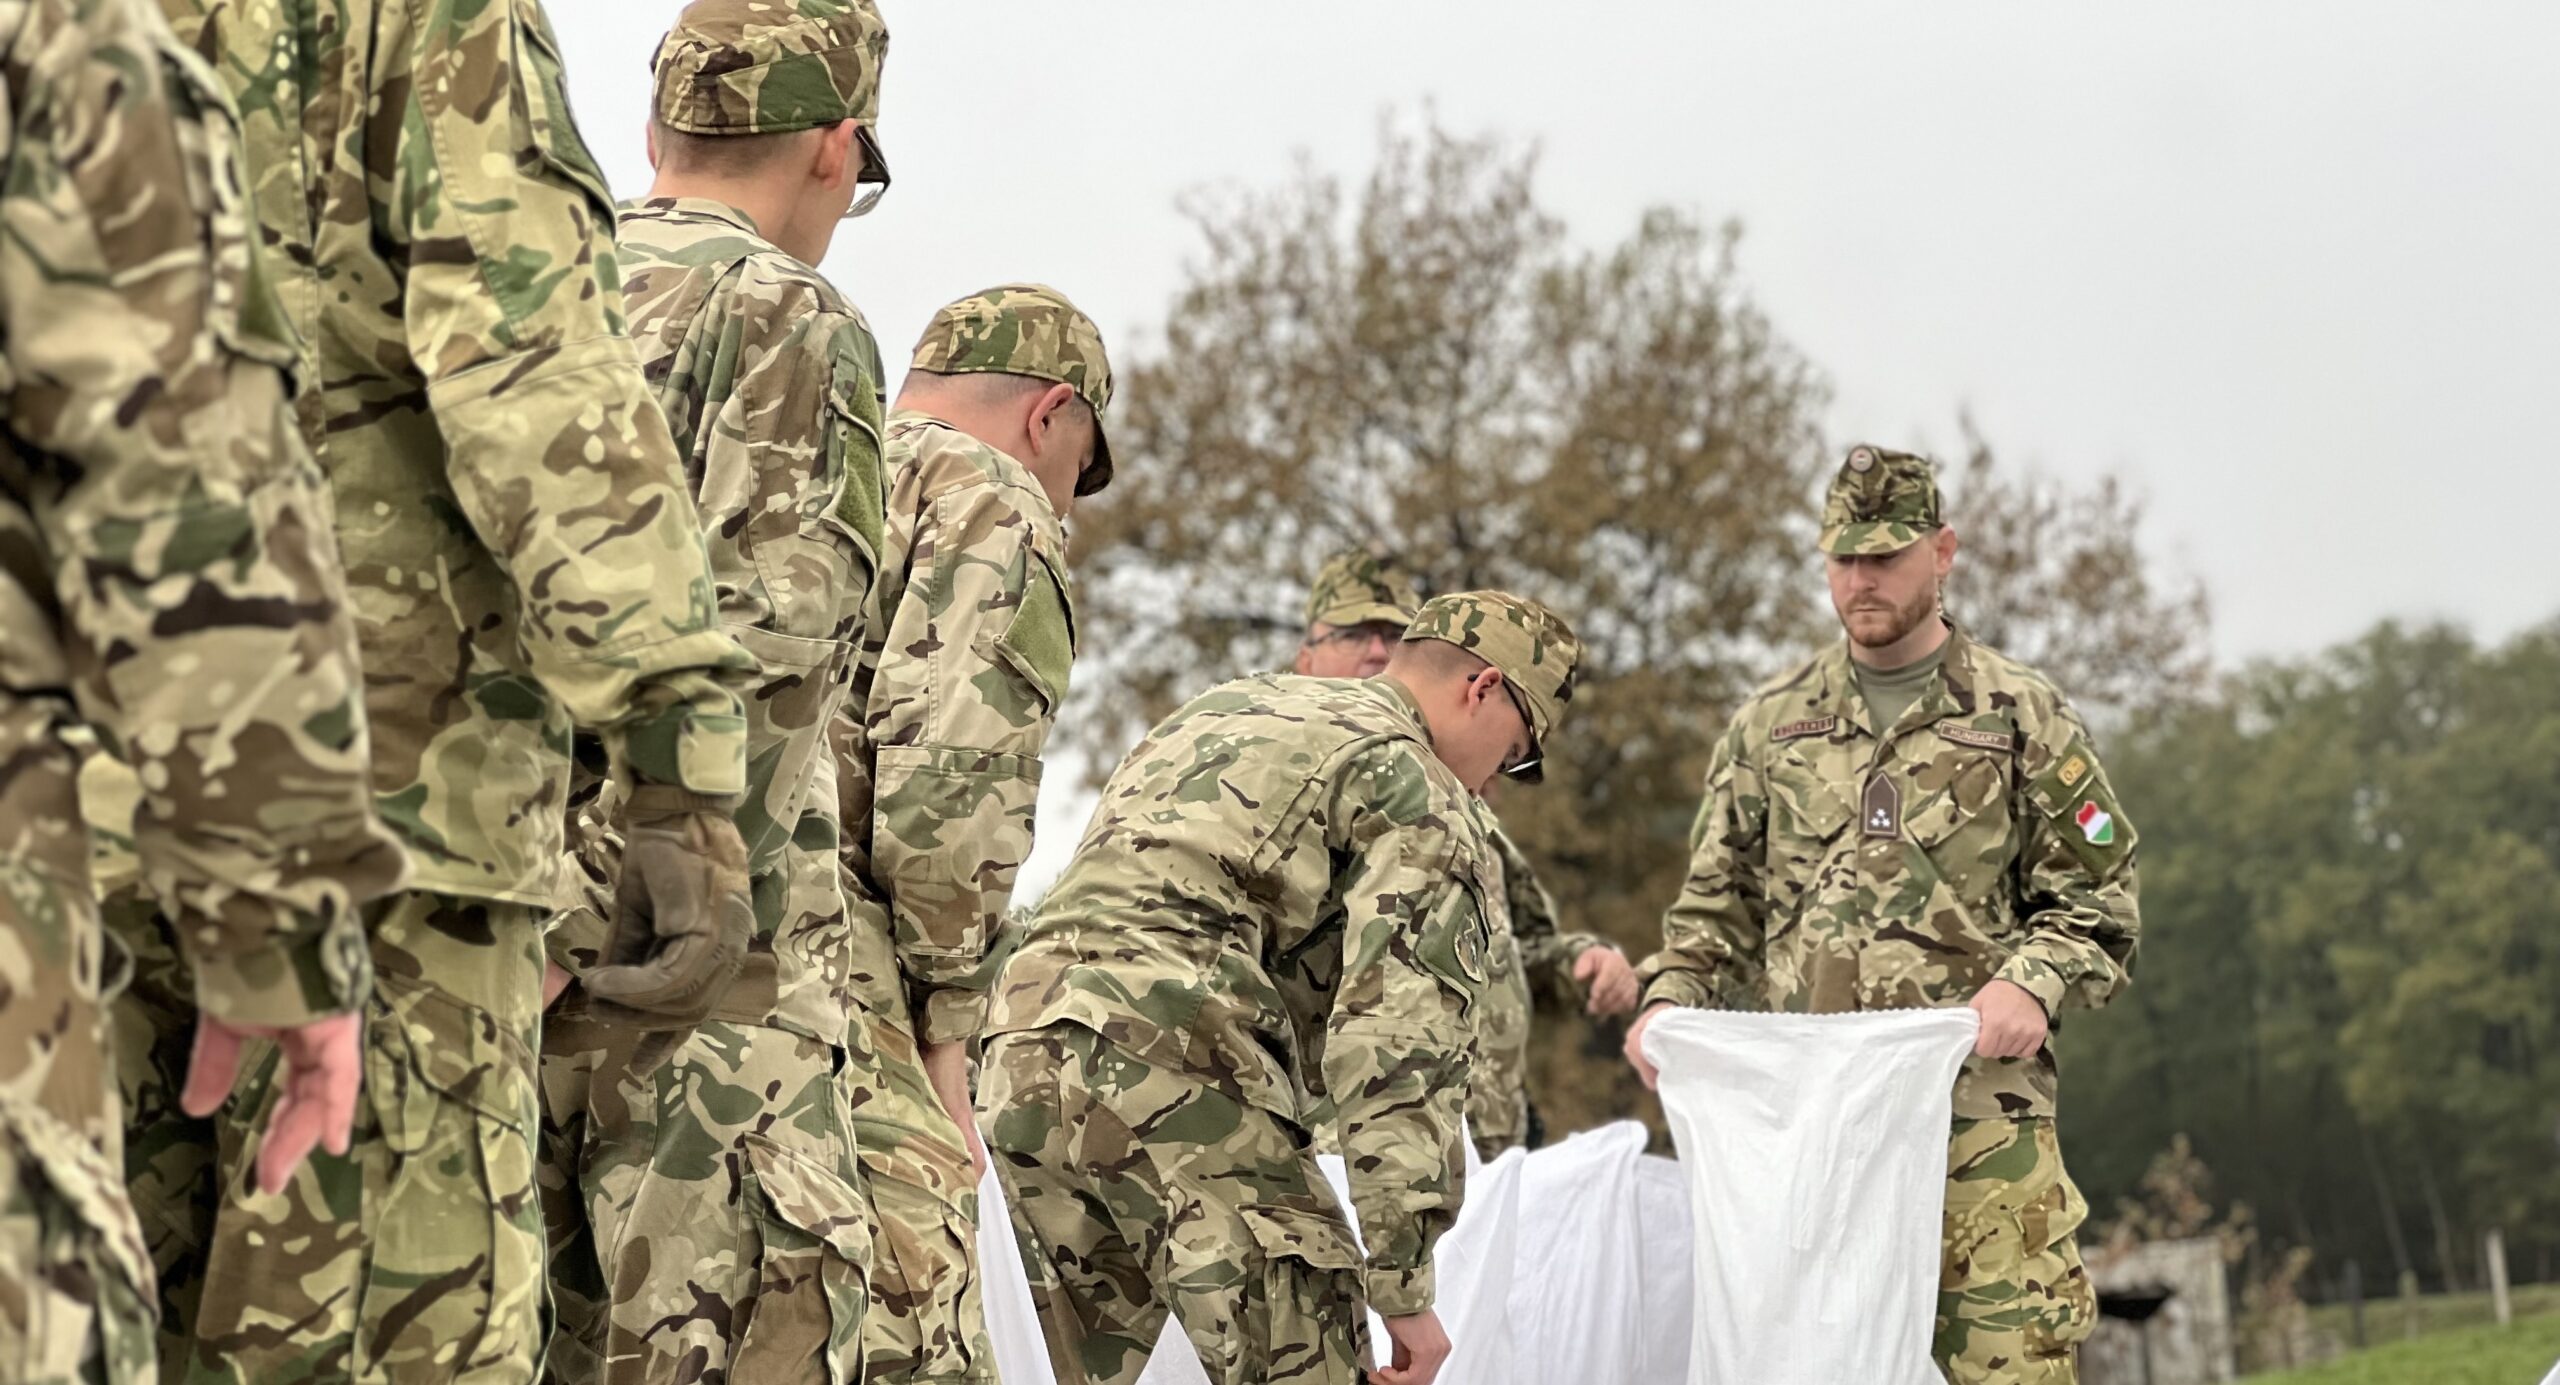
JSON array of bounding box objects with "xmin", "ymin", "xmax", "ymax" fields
[
  {"xmin": 1764, "ymin": 751, "xmax": 1854, "ymax": 907},
  {"xmin": 1901, "ymin": 743, "xmax": 2015, "ymax": 905}
]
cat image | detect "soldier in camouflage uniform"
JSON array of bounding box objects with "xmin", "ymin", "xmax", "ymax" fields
[
  {"xmin": 110, "ymin": 0, "xmax": 762, "ymax": 1379},
  {"xmin": 1293, "ymin": 552, "xmax": 1638, "ymax": 1159},
  {"xmin": 1624, "ymin": 446, "xmax": 2142, "ymax": 1385},
  {"xmin": 536, "ymin": 5, "xmax": 892, "ymax": 1380},
  {"xmin": 985, "ymin": 592, "xmax": 1582, "ymax": 1385},
  {"xmin": 827, "ymin": 285, "xmax": 1113, "ymax": 1385},
  {"xmin": 0, "ymin": 0, "xmax": 409, "ymax": 1376}
]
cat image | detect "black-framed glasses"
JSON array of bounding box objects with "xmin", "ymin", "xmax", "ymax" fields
[
  {"xmin": 843, "ymin": 125, "xmax": 891, "ymax": 220},
  {"xmin": 1498, "ymin": 683, "xmax": 1543, "ymax": 784}
]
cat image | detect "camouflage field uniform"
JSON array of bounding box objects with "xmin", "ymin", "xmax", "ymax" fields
[
  {"xmin": 1634, "ymin": 446, "xmax": 2141, "ymax": 1385},
  {"xmin": 538, "ymin": 10, "xmax": 894, "ymax": 1379},
  {"xmin": 984, "ymin": 594, "xmax": 1580, "ymax": 1385},
  {"xmin": 1301, "ymin": 551, "xmax": 1605, "ymax": 1160},
  {"xmin": 0, "ymin": 0, "xmax": 407, "ymax": 1376},
  {"xmin": 835, "ymin": 286, "xmax": 1111, "ymax": 1385},
  {"xmin": 126, "ymin": 1, "xmax": 755, "ymax": 1379}
]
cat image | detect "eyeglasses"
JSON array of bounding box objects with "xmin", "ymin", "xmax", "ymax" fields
[
  {"xmin": 1498, "ymin": 683, "xmax": 1543, "ymax": 784},
  {"xmin": 842, "ymin": 126, "xmax": 891, "ymax": 220}
]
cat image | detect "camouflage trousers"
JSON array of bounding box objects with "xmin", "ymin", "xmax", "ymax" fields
[
  {"xmin": 104, "ymin": 898, "xmax": 216, "ymax": 1371},
  {"xmin": 174, "ymin": 890, "xmax": 548, "ymax": 1384},
  {"xmin": 0, "ymin": 860, "xmax": 155, "ymax": 1384},
  {"xmin": 843, "ymin": 1006, "xmax": 993, "ymax": 1385},
  {"xmin": 539, "ymin": 1015, "xmax": 871, "ymax": 1385},
  {"xmin": 980, "ymin": 1024, "xmax": 1370, "ymax": 1385},
  {"xmin": 1937, "ymin": 1117, "xmax": 2096, "ymax": 1385}
]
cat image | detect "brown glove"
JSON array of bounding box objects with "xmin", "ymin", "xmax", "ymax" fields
[{"xmin": 581, "ymin": 785, "xmax": 751, "ymax": 1038}]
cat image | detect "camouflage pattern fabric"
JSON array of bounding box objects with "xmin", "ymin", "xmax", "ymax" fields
[
  {"xmin": 539, "ymin": 194, "xmax": 888, "ymax": 1382},
  {"xmin": 835, "ymin": 408, "xmax": 1078, "ymax": 1051},
  {"xmin": 1635, "ymin": 624, "xmax": 2140, "ymax": 1119},
  {"xmin": 653, "ymin": 0, "xmax": 889, "ymax": 138},
  {"xmin": 1302, "ymin": 550, "xmax": 1423, "ymax": 631},
  {"xmin": 540, "ymin": 1015, "xmax": 872, "ymax": 1385},
  {"xmin": 1820, "ymin": 444, "xmax": 1944, "ymax": 556},
  {"xmin": 828, "ymin": 403, "xmax": 1084, "ymax": 1380},
  {"xmin": 843, "ymin": 1006, "xmax": 994, "ymax": 1384},
  {"xmin": 982, "ymin": 1024, "xmax": 1372, "ymax": 1385},
  {"xmin": 1401, "ymin": 591, "xmax": 1582, "ymax": 754},
  {"xmin": 1465, "ymin": 823, "xmax": 1608, "ymax": 1160},
  {"xmin": 103, "ymin": 900, "xmax": 217, "ymax": 1370},
  {"xmin": 1938, "ymin": 1118, "xmax": 2095, "ymax": 1383},
  {"xmin": 3, "ymin": 0, "xmax": 415, "ymax": 1374},
  {"xmin": 987, "ymin": 673, "xmax": 1504, "ymax": 1318},
  {"xmin": 906, "ymin": 285, "xmax": 1116, "ymax": 494},
  {"xmin": 160, "ymin": 0, "xmax": 755, "ymax": 911},
  {"xmin": 178, "ymin": 891, "xmax": 547, "ymax": 1383}
]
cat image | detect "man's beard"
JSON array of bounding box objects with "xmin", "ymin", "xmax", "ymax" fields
[{"xmin": 1841, "ymin": 582, "xmax": 1938, "ymax": 650}]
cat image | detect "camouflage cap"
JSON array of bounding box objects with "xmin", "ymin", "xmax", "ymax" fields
[
  {"xmin": 1819, "ymin": 444, "xmax": 1944, "ymax": 556},
  {"xmin": 1305, "ymin": 550, "xmax": 1424, "ymax": 631},
  {"xmin": 651, "ymin": 0, "xmax": 892, "ymax": 185},
  {"xmin": 911, "ymin": 284, "xmax": 1117, "ymax": 496},
  {"xmin": 1403, "ymin": 592, "xmax": 1582, "ymax": 765}
]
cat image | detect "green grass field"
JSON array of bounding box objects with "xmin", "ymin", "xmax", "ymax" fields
[
  {"xmin": 2240, "ymin": 1310, "xmax": 2560, "ymax": 1385},
  {"xmin": 2304, "ymin": 1284, "xmax": 2560, "ymax": 1348}
]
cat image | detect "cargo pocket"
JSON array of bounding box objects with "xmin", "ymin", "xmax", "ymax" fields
[
  {"xmin": 2018, "ymin": 1146, "xmax": 2096, "ymax": 1359},
  {"xmin": 0, "ymin": 1102, "xmax": 154, "ymax": 1384},
  {"xmin": 854, "ymin": 1109, "xmax": 981, "ymax": 1352},
  {"xmin": 1235, "ymin": 1202, "xmax": 1369, "ymax": 1378},
  {"xmin": 735, "ymin": 1131, "xmax": 874, "ymax": 1385},
  {"xmin": 361, "ymin": 972, "xmax": 544, "ymax": 1371}
]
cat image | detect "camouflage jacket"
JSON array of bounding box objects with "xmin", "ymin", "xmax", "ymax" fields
[
  {"xmin": 988, "ymin": 674, "xmax": 1501, "ymax": 1315},
  {"xmin": 834, "ymin": 410, "xmax": 1074, "ymax": 1049},
  {"xmin": 1635, "ymin": 626, "xmax": 2140, "ymax": 1119},
  {"xmin": 0, "ymin": 0, "xmax": 405, "ymax": 1033},
  {"xmin": 159, "ymin": 0, "xmax": 752, "ymax": 907},
  {"xmin": 1467, "ymin": 821, "xmax": 1607, "ymax": 1154},
  {"xmin": 546, "ymin": 199, "xmax": 885, "ymax": 1041}
]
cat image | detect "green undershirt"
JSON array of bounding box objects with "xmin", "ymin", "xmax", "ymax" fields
[{"xmin": 1854, "ymin": 642, "xmax": 1947, "ymax": 733}]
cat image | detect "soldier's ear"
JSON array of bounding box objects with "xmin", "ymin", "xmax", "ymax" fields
[
  {"xmin": 809, "ymin": 121, "xmax": 858, "ymax": 186},
  {"xmin": 1935, "ymin": 524, "xmax": 1961, "ymax": 577}
]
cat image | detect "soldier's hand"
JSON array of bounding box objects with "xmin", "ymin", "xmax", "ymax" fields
[
  {"xmin": 1374, "ymin": 1309, "xmax": 1451, "ymax": 1385},
  {"xmin": 1622, "ymin": 1002, "xmax": 1674, "ymax": 1090},
  {"xmin": 584, "ymin": 786, "xmax": 751, "ymax": 1034},
  {"xmin": 920, "ymin": 1039, "xmax": 990, "ymax": 1181},
  {"xmin": 183, "ymin": 1012, "xmax": 362, "ymax": 1196},
  {"xmin": 1968, "ymin": 979, "xmax": 2050, "ymax": 1059},
  {"xmin": 1575, "ymin": 946, "xmax": 1641, "ymax": 1016}
]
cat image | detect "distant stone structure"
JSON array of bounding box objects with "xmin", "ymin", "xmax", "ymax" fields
[{"xmin": 2083, "ymin": 1238, "xmax": 2237, "ymax": 1385}]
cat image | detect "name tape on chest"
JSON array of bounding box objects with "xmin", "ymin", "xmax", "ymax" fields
[
  {"xmin": 1771, "ymin": 716, "xmax": 1839, "ymax": 743},
  {"xmin": 1937, "ymin": 725, "xmax": 2015, "ymax": 752}
]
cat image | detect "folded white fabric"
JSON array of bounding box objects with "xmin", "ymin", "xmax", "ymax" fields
[{"xmin": 1644, "ymin": 1007, "xmax": 1981, "ymax": 1385}]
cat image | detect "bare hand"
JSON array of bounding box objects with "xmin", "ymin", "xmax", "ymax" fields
[
  {"xmin": 1622, "ymin": 1002, "xmax": 1675, "ymax": 1091},
  {"xmin": 1574, "ymin": 946, "xmax": 1641, "ymax": 1017},
  {"xmin": 543, "ymin": 960, "xmax": 575, "ymax": 1010},
  {"xmin": 1968, "ymin": 979, "xmax": 2050, "ymax": 1059},
  {"xmin": 1373, "ymin": 1309, "xmax": 1452, "ymax": 1385},
  {"xmin": 183, "ymin": 1012, "xmax": 362, "ymax": 1196},
  {"xmin": 919, "ymin": 1039, "xmax": 989, "ymax": 1181}
]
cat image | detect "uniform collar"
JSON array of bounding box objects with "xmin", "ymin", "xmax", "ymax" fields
[
  {"xmin": 1814, "ymin": 620, "xmax": 1984, "ymax": 742},
  {"xmin": 617, "ymin": 196, "xmax": 770, "ymax": 243}
]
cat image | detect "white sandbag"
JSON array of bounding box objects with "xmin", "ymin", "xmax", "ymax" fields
[
  {"xmin": 1644, "ymin": 1007, "xmax": 1980, "ymax": 1385},
  {"xmin": 981, "ymin": 1118, "xmax": 1690, "ymax": 1385}
]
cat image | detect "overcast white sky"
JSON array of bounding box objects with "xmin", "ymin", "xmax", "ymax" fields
[{"xmin": 557, "ymin": 3, "xmax": 2559, "ymax": 881}]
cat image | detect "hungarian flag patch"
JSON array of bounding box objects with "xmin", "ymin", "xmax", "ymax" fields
[{"xmin": 2074, "ymin": 799, "xmax": 2115, "ymax": 846}]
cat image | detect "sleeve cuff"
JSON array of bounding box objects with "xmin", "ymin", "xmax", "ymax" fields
[
  {"xmin": 182, "ymin": 915, "xmax": 371, "ymax": 1028},
  {"xmin": 916, "ymin": 983, "xmax": 988, "ymax": 1047},
  {"xmin": 1364, "ymin": 1261, "xmax": 1437, "ymax": 1318},
  {"xmin": 618, "ymin": 692, "xmax": 750, "ymax": 796},
  {"xmin": 1638, "ymin": 968, "xmax": 1716, "ymax": 1013},
  {"xmin": 1994, "ymin": 954, "xmax": 2068, "ymax": 1019}
]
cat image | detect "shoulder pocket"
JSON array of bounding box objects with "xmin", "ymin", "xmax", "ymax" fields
[
  {"xmin": 992, "ymin": 547, "xmax": 1078, "ymax": 712},
  {"xmin": 2027, "ymin": 734, "xmax": 2133, "ymax": 874},
  {"xmin": 510, "ymin": 0, "xmax": 616, "ymax": 217}
]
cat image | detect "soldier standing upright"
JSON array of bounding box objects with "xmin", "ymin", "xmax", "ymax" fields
[
  {"xmin": 0, "ymin": 0, "xmax": 406, "ymax": 1376},
  {"xmin": 1624, "ymin": 446, "xmax": 2142, "ymax": 1384},
  {"xmin": 985, "ymin": 592, "xmax": 1581, "ymax": 1385},
  {"xmin": 132, "ymin": 0, "xmax": 759, "ymax": 1378},
  {"xmin": 536, "ymin": 3, "xmax": 894, "ymax": 1381},
  {"xmin": 1293, "ymin": 551, "xmax": 1638, "ymax": 1159}
]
